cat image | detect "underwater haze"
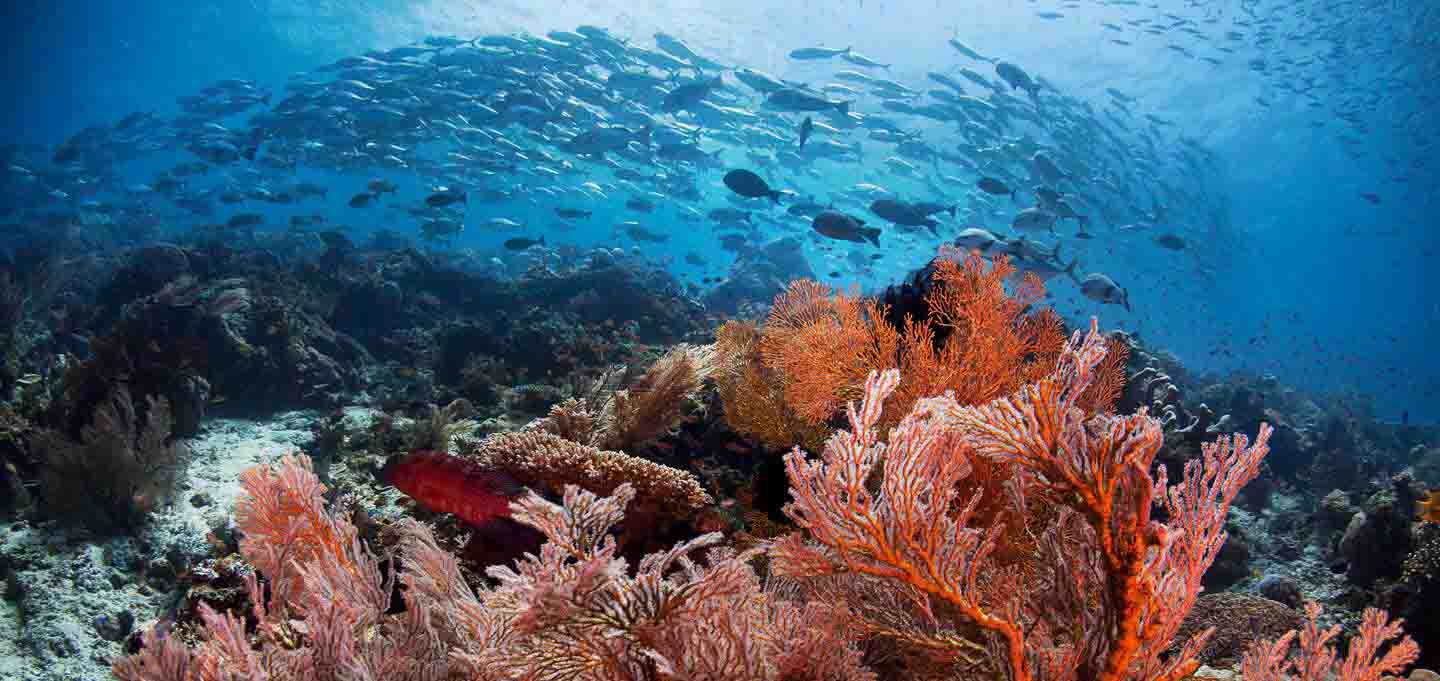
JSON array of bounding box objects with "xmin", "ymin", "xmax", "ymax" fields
[{"xmin": 3, "ymin": 0, "xmax": 1438, "ymax": 422}]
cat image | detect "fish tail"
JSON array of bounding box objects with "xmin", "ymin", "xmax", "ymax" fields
[{"xmin": 864, "ymin": 228, "xmax": 881, "ymax": 247}]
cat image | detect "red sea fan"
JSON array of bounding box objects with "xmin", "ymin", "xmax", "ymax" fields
[{"xmin": 385, "ymin": 449, "xmax": 525, "ymax": 527}]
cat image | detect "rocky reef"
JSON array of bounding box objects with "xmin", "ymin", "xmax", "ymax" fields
[{"xmin": 0, "ymin": 239, "xmax": 1434, "ymax": 680}]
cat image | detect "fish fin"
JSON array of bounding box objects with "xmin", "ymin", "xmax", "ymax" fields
[{"xmin": 864, "ymin": 228, "xmax": 881, "ymax": 247}]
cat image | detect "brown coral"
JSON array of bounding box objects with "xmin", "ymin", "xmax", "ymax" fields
[
  {"xmin": 532, "ymin": 344, "xmax": 713, "ymax": 451},
  {"xmin": 457, "ymin": 429, "xmax": 711, "ymax": 521}
]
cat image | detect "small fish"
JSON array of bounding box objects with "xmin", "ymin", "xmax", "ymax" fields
[
  {"xmin": 367, "ymin": 179, "xmax": 399, "ymax": 194},
  {"xmin": 708, "ymin": 208, "xmax": 752, "ymax": 224},
  {"xmin": 485, "ymin": 217, "xmax": 524, "ymax": 231},
  {"xmin": 503, "ymin": 236, "xmax": 546, "ymax": 250},
  {"xmin": 555, "ymin": 207, "xmax": 592, "ymax": 220},
  {"xmin": 798, "ymin": 116, "xmax": 814, "ymax": 150},
  {"xmin": 1012, "ymin": 207, "xmax": 1058, "ymax": 234},
  {"xmin": 723, "ymin": 169, "xmax": 783, "ymax": 203},
  {"xmin": 1080, "ymin": 273, "xmax": 1130, "ymax": 312},
  {"xmin": 426, "ymin": 188, "xmax": 467, "ymax": 207},
  {"xmin": 840, "ymin": 51, "xmax": 889, "ymax": 69},
  {"xmin": 789, "ymin": 46, "xmax": 851, "ymax": 60},
  {"xmin": 226, "ymin": 213, "xmax": 263, "ymax": 228},
  {"xmin": 625, "ymin": 196, "xmax": 656, "ymax": 213},
  {"xmin": 977, "ymin": 177, "xmax": 1016, "ymax": 200},
  {"xmin": 812, "ymin": 210, "xmax": 880, "ymax": 246},
  {"xmin": 622, "ymin": 222, "xmax": 669, "ymax": 243},
  {"xmin": 349, "ymin": 192, "xmax": 376, "ymax": 208},
  {"xmin": 1153, "ymin": 233, "xmax": 1187, "ymax": 250},
  {"xmin": 1360, "ymin": 192, "xmax": 1381, "ymax": 205}
]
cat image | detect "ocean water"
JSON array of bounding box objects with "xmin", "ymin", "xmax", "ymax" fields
[{"xmin": 2, "ymin": 0, "xmax": 1436, "ymax": 423}]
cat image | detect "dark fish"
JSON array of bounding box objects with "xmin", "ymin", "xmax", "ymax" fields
[
  {"xmin": 226, "ymin": 213, "xmax": 263, "ymax": 228},
  {"xmin": 555, "ymin": 207, "xmax": 592, "ymax": 219},
  {"xmin": 1360, "ymin": 192, "xmax": 1381, "ymax": 205},
  {"xmin": 870, "ymin": 199, "xmax": 939, "ymax": 232},
  {"xmin": 911, "ymin": 201, "xmax": 958, "ymax": 218},
  {"xmin": 798, "ymin": 116, "xmax": 814, "ymax": 149},
  {"xmin": 1154, "ymin": 233, "xmax": 1187, "ymax": 250},
  {"xmin": 813, "ymin": 210, "xmax": 881, "ymax": 246},
  {"xmin": 625, "ymin": 197, "xmax": 656, "ymax": 213},
  {"xmin": 504, "ymin": 235, "xmax": 546, "ymax": 250},
  {"xmin": 426, "ymin": 189, "xmax": 467, "ymax": 207},
  {"xmin": 977, "ymin": 177, "xmax": 1016, "ymax": 200},
  {"xmin": 723, "ymin": 169, "xmax": 783, "ymax": 203},
  {"xmin": 349, "ymin": 192, "xmax": 376, "ymax": 208},
  {"xmin": 662, "ymin": 76, "xmax": 723, "ymax": 112}
]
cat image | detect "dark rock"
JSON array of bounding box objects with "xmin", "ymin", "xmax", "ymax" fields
[
  {"xmin": 94, "ymin": 609, "xmax": 134, "ymax": 642},
  {"xmin": 1202, "ymin": 528, "xmax": 1252, "ymax": 591},
  {"xmin": 1256, "ymin": 573, "xmax": 1304, "ymax": 608},
  {"xmin": 1340, "ymin": 477, "xmax": 1419, "ymax": 587}
]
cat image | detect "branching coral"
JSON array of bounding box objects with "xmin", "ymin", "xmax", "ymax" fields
[
  {"xmin": 114, "ymin": 457, "xmax": 872, "ymax": 681},
  {"xmin": 1239, "ymin": 602, "xmax": 1418, "ymax": 681},
  {"xmin": 772, "ymin": 320, "xmax": 1273, "ymax": 681},
  {"xmin": 717, "ymin": 249, "xmax": 1125, "ymax": 449},
  {"xmin": 533, "ymin": 343, "xmax": 714, "ymax": 451},
  {"xmin": 34, "ymin": 385, "xmax": 185, "ymax": 532},
  {"xmin": 455, "ymin": 430, "xmax": 711, "ymax": 522},
  {"xmin": 712, "ymin": 319, "xmax": 830, "ymax": 450}
]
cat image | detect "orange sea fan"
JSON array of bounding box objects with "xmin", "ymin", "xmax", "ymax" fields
[
  {"xmin": 759, "ymin": 279, "xmax": 897, "ymax": 425},
  {"xmin": 885, "ymin": 251, "xmax": 1066, "ymax": 427}
]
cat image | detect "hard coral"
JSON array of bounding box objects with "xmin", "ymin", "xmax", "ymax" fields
[
  {"xmin": 1177, "ymin": 593, "xmax": 1303, "ymax": 666},
  {"xmin": 457, "ymin": 430, "xmax": 710, "ymax": 516}
]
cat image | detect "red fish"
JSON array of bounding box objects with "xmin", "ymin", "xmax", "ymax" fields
[{"xmin": 385, "ymin": 450, "xmax": 524, "ymax": 527}]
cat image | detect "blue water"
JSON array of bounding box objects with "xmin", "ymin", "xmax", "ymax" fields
[{"xmin": 3, "ymin": 0, "xmax": 1436, "ymax": 422}]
